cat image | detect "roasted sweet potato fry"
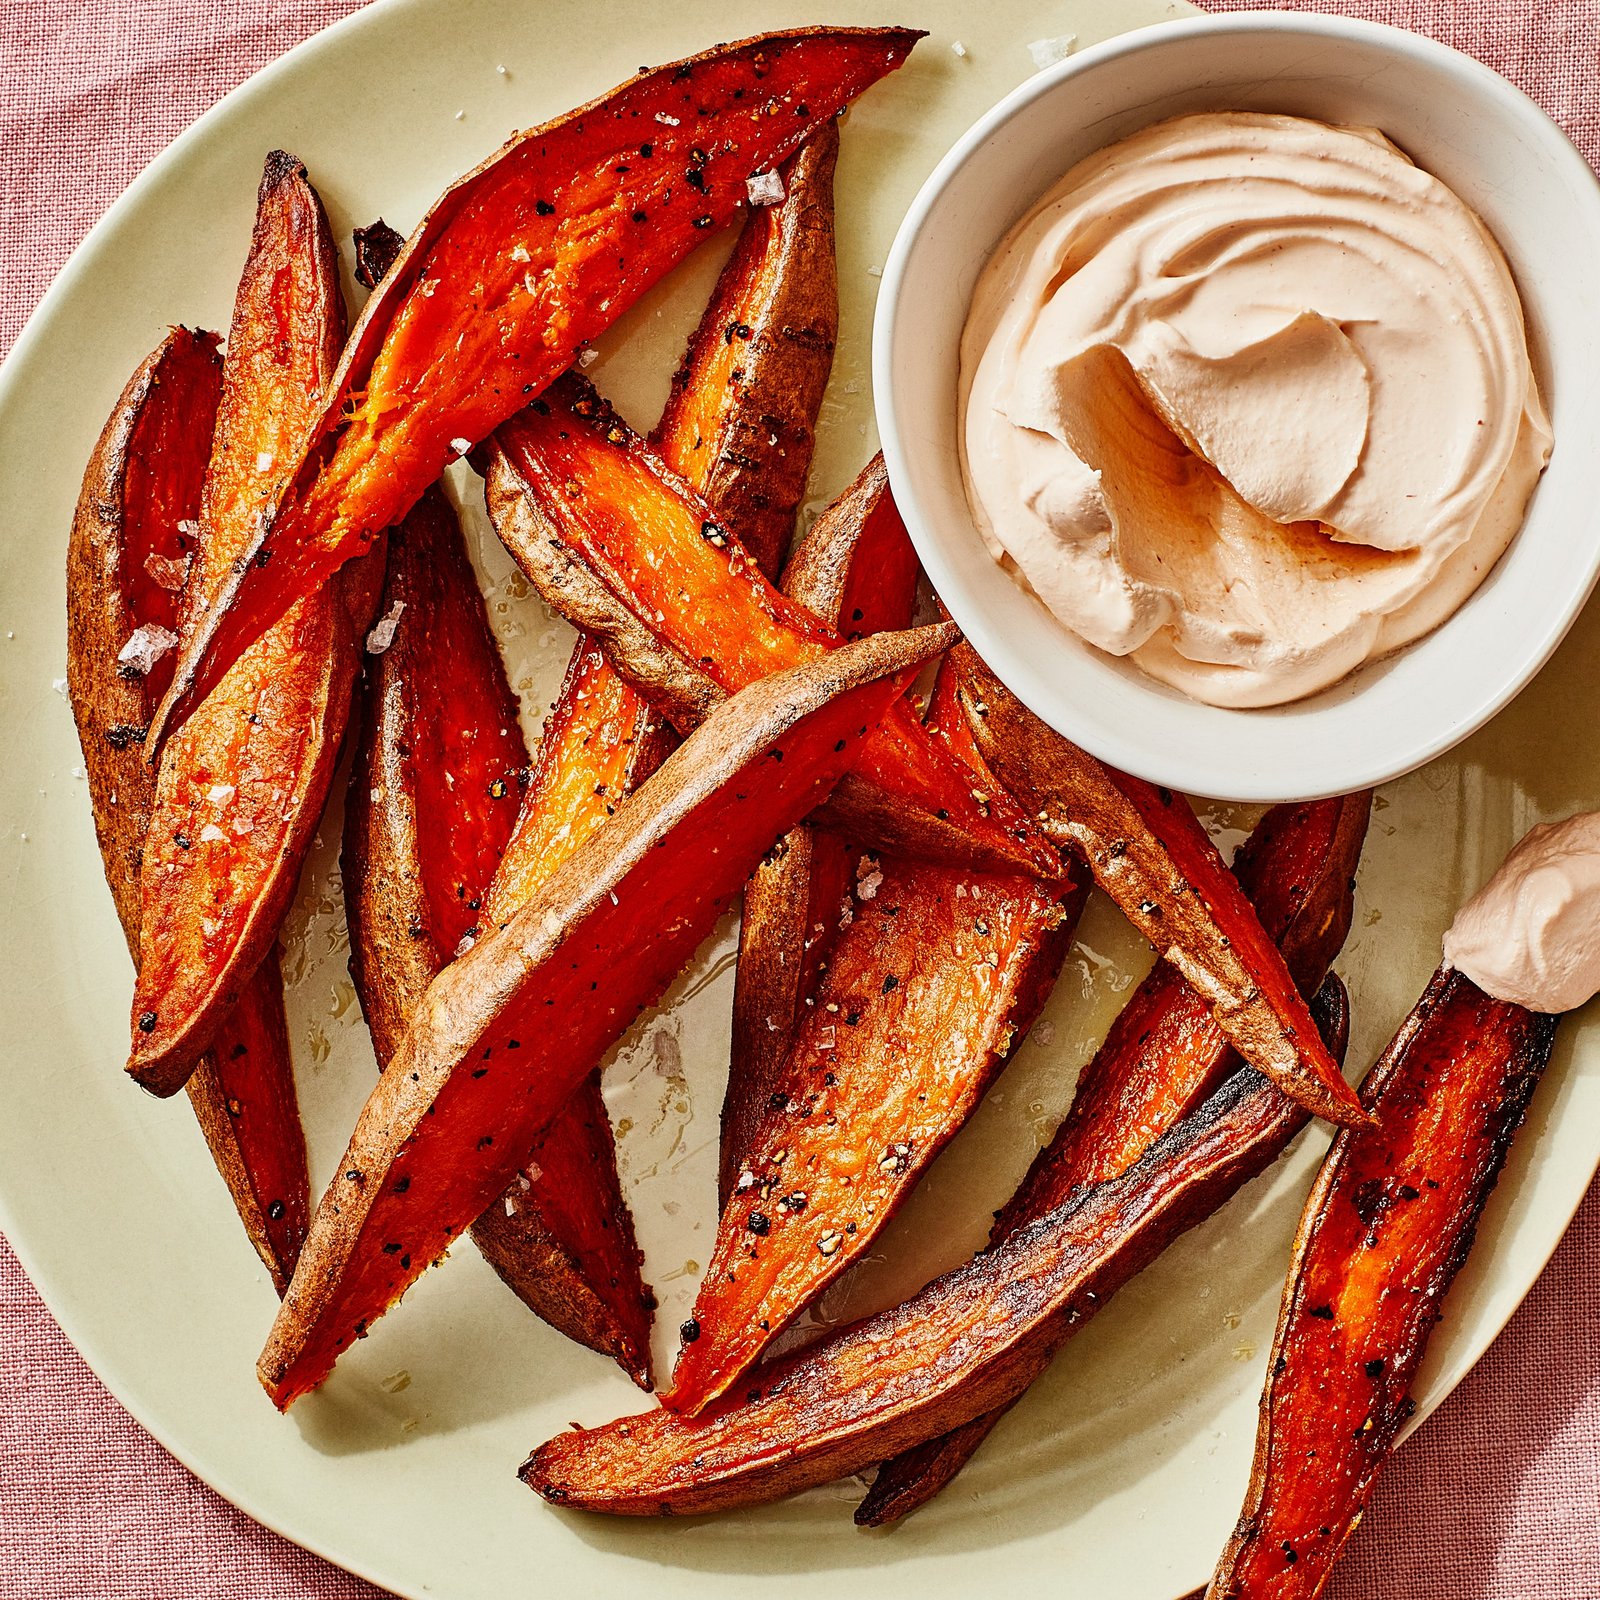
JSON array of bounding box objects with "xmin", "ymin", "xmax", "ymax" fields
[
  {"xmin": 950, "ymin": 646, "xmax": 1367, "ymax": 1127},
  {"xmin": 128, "ymin": 153, "xmax": 378, "ymax": 1097},
  {"xmin": 152, "ymin": 28, "xmax": 922, "ymax": 743},
  {"xmin": 464, "ymin": 138, "xmax": 849, "ymax": 1368},
  {"xmin": 521, "ymin": 980, "xmax": 1347, "ymax": 1516},
  {"xmin": 860, "ymin": 790, "xmax": 1371, "ymax": 1524},
  {"xmin": 673, "ymin": 505, "xmax": 1081, "ymax": 1410},
  {"xmin": 66, "ymin": 325, "xmax": 309, "ymax": 1293},
  {"xmin": 260, "ymin": 621, "xmax": 959, "ymax": 1406},
  {"xmin": 1208, "ymin": 969, "xmax": 1558, "ymax": 1600},
  {"xmin": 486, "ymin": 377, "xmax": 1055, "ymax": 877},
  {"xmin": 667, "ymin": 850, "xmax": 1082, "ymax": 1412},
  {"xmin": 724, "ymin": 454, "xmax": 920, "ymax": 1202},
  {"xmin": 184, "ymin": 941, "xmax": 309, "ymax": 1290},
  {"xmin": 341, "ymin": 488, "xmax": 653, "ymax": 1383},
  {"xmin": 655, "ymin": 124, "xmax": 839, "ymax": 577}
]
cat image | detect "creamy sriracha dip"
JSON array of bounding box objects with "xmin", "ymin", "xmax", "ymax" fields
[
  {"xmin": 960, "ymin": 112, "xmax": 1552, "ymax": 708},
  {"xmin": 1444, "ymin": 813, "xmax": 1600, "ymax": 1014}
]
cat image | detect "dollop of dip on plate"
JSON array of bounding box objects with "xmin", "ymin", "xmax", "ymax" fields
[
  {"xmin": 960, "ymin": 111, "xmax": 1553, "ymax": 708},
  {"xmin": 1444, "ymin": 812, "xmax": 1600, "ymax": 1014}
]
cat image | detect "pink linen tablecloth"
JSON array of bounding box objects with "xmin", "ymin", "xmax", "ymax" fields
[{"xmin": 3, "ymin": 1, "xmax": 1598, "ymax": 1595}]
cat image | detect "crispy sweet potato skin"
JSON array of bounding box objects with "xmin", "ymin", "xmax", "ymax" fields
[
  {"xmin": 260, "ymin": 622, "xmax": 958, "ymax": 1406},
  {"xmin": 951, "ymin": 646, "xmax": 1366, "ymax": 1127},
  {"xmin": 153, "ymin": 29, "xmax": 922, "ymax": 741},
  {"xmin": 724, "ymin": 453, "xmax": 919, "ymax": 1202},
  {"xmin": 129, "ymin": 153, "xmax": 377, "ymax": 1097},
  {"xmin": 486, "ymin": 379, "xmax": 1054, "ymax": 877},
  {"xmin": 66, "ymin": 326, "xmax": 309, "ymax": 1293},
  {"xmin": 859, "ymin": 790, "xmax": 1370, "ymax": 1524},
  {"xmin": 522, "ymin": 981, "xmax": 1345, "ymax": 1517},
  {"xmin": 343, "ymin": 489, "xmax": 654, "ymax": 1385},
  {"xmin": 1209, "ymin": 969, "xmax": 1557, "ymax": 1600},
  {"xmin": 656, "ymin": 124, "xmax": 839, "ymax": 577}
]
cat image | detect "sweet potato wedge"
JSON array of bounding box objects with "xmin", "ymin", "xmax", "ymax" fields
[
  {"xmin": 151, "ymin": 28, "xmax": 922, "ymax": 743},
  {"xmin": 667, "ymin": 850, "xmax": 1083, "ymax": 1413},
  {"xmin": 1208, "ymin": 968, "xmax": 1558, "ymax": 1599},
  {"xmin": 259, "ymin": 620, "xmax": 959, "ymax": 1406},
  {"xmin": 521, "ymin": 980, "xmax": 1347, "ymax": 1515},
  {"xmin": 341, "ymin": 489, "xmax": 653, "ymax": 1384},
  {"xmin": 128, "ymin": 152, "xmax": 378, "ymax": 1096},
  {"xmin": 184, "ymin": 941, "xmax": 309, "ymax": 1290},
  {"xmin": 859, "ymin": 790, "xmax": 1371, "ymax": 1524},
  {"xmin": 674, "ymin": 539, "xmax": 1082, "ymax": 1409},
  {"xmin": 485, "ymin": 377, "xmax": 1056, "ymax": 877},
  {"xmin": 655, "ymin": 123, "xmax": 839, "ymax": 577},
  {"xmin": 470, "ymin": 137, "xmax": 849, "ymax": 1367},
  {"xmin": 723, "ymin": 453, "xmax": 920, "ymax": 1202},
  {"xmin": 66, "ymin": 325, "xmax": 309, "ymax": 1293},
  {"xmin": 950, "ymin": 646, "xmax": 1367, "ymax": 1127}
]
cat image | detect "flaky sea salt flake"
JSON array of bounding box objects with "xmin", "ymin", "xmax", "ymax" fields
[
  {"xmin": 116, "ymin": 623, "xmax": 180, "ymax": 677},
  {"xmin": 365, "ymin": 600, "xmax": 406, "ymax": 655},
  {"xmin": 951, "ymin": 39, "xmax": 968, "ymax": 57},
  {"xmin": 1027, "ymin": 33, "xmax": 1077, "ymax": 69},
  {"xmin": 144, "ymin": 551, "xmax": 191, "ymax": 591},
  {"xmin": 746, "ymin": 169, "xmax": 786, "ymax": 207}
]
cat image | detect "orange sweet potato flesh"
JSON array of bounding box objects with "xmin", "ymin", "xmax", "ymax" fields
[
  {"xmin": 151, "ymin": 28, "xmax": 922, "ymax": 743},
  {"xmin": 342, "ymin": 489, "xmax": 654, "ymax": 1384},
  {"xmin": 259, "ymin": 621, "xmax": 958, "ymax": 1406},
  {"xmin": 521, "ymin": 981, "xmax": 1346, "ymax": 1516},
  {"xmin": 485, "ymin": 376, "xmax": 1056, "ymax": 877},
  {"xmin": 1208, "ymin": 969, "xmax": 1558, "ymax": 1600},
  {"xmin": 951, "ymin": 646, "xmax": 1368, "ymax": 1128},
  {"xmin": 66, "ymin": 326, "xmax": 309, "ymax": 1293},
  {"xmin": 724, "ymin": 453, "xmax": 920, "ymax": 1203},
  {"xmin": 128, "ymin": 153, "xmax": 379, "ymax": 1096},
  {"xmin": 859, "ymin": 789, "xmax": 1371, "ymax": 1524}
]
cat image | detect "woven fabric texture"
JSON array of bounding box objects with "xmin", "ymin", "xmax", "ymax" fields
[{"xmin": 2, "ymin": 1, "xmax": 1598, "ymax": 1596}]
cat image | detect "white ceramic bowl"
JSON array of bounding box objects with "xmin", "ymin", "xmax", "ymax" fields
[{"xmin": 874, "ymin": 11, "xmax": 1600, "ymax": 803}]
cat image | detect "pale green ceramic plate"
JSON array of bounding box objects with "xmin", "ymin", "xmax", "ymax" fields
[{"xmin": 1, "ymin": 2, "xmax": 1597, "ymax": 1597}]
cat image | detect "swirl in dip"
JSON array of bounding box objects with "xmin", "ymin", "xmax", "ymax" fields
[
  {"xmin": 960, "ymin": 112, "xmax": 1553, "ymax": 708},
  {"xmin": 1444, "ymin": 812, "xmax": 1600, "ymax": 1014}
]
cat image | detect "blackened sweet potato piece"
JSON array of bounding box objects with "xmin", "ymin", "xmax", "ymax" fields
[
  {"xmin": 343, "ymin": 490, "xmax": 653, "ymax": 1386},
  {"xmin": 1208, "ymin": 969, "xmax": 1558, "ymax": 1599},
  {"xmin": 724, "ymin": 454, "xmax": 920, "ymax": 1203},
  {"xmin": 485, "ymin": 378, "xmax": 1056, "ymax": 877},
  {"xmin": 259, "ymin": 621, "xmax": 958, "ymax": 1406},
  {"xmin": 66, "ymin": 325, "xmax": 309, "ymax": 1293},
  {"xmin": 951, "ymin": 646, "xmax": 1367, "ymax": 1127},
  {"xmin": 152, "ymin": 28, "xmax": 922, "ymax": 742},
  {"xmin": 128, "ymin": 153, "xmax": 378, "ymax": 1097},
  {"xmin": 521, "ymin": 980, "xmax": 1346, "ymax": 1516},
  {"xmin": 656, "ymin": 124, "xmax": 839, "ymax": 577},
  {"xmin": 859, "ymin": 790, "xmax": 1371, "ymax": 1524}
]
